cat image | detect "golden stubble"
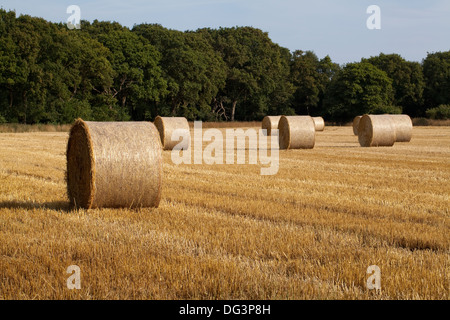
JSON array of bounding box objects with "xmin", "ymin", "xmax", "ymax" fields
[{"xmin": 0, "ymin": 127, "xmax": 449, "ymax": 300}]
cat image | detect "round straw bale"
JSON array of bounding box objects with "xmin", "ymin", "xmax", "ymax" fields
[
  {"xmin": 312, "ymin": 117, "xmax": 325, "ymax": 131},
  {"xmin": 388, "ymin": 114, "xmax": 413, "ymax": 142},
  {"xmin": 358, "ymin": 114, "xmax": 396, "ymax": 147},
  {"xmin": 66, "ymin": 119, "xmax": 162, "ymax": 209},
  {"xmin": 278, "ymin": 116, "xmax": 315, "ymax": 150},
  {"xmin": 154, "ymin": 116, "xmax": 191, "ymax": 150},
  {"xmin": 353, "ymin": 116, "xmax": 362, "ymax": 135},
  {"xmin": 261, "ymin": 116, "xmax": 281, "ymax": 136}
]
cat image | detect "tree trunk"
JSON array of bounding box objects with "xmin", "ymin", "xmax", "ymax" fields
[
  {"xmin": 171, "ymin": 99, "xmax": 178, "ymax": 115},
  {"xmin": 22, "ymin": 90, "xmax": 27, "ymax": 124},
  {"xmin": 9, "ymin": 88, "xmax": 13, "ymax": 110},
  {"xmin": 231, "ymin": 100, "xmax": 237, "ymax": 122}
]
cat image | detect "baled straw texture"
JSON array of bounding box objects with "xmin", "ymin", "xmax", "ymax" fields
[
  {"xmin": 154, "ymin": 116, "xmax": 191, "ymax": 150},
  {"xmin": 261, "ymin": 116, "xmax": 281, "ymax": 136},
  {"xmin": 66, "ymin": 119, "xmax": 162, "ymax": 209},
  {"xmin": 312, "ymin": 117, "xmax": 325, "ymax": 131},
  {"xmin": 388, "ymin": 114, "xmax": 413, "ymax": 142},
  {"xmin": 278, "ymin": 116, "xmax": 315, "ymax": 150},
  {"xmin": 358, "ymin": 114, "xmax": 396, "ymax": 147},
  {"xmin": 353, "ymin": 116, "xmax": 362, "ymax": 135}
]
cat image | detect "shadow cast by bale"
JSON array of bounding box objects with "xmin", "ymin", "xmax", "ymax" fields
[
  {"xmin": 0, "ymin": 200, "xmax": 71, "ymax": 212},
  {"xmin": 318, "ymin": 145, "xmax": 360, "ymax": 148}
]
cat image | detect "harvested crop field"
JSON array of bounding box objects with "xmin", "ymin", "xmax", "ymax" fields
[{"xmin": 0, "ymin": 126, "xmax": 448, "ymax": 300}]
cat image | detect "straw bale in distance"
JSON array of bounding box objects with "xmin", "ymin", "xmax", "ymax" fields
[
  {"xmin": 312, "ymin": 117, "xmax": 325, "ymax": 131},
  {"xmin": 353, "ymin": 116, "xmax": 362, "ymax": 135},
  {"xmin": 278, "ymin": 116, "xmax": 315, "ymax": 150},
  {"xmin": 154, "ymin": 116, "xmax": 191, "ymax": 150},
  {"xmin": 358, "ymin": 114, "xmax": 396, "ymax": 147},
  {"xmin": 261, "ymin": 116, "xmax": 281, "ymax": 136},
  {"xmin": 66, "ymin": 119, "xmax": 162, "ymax": 209}
]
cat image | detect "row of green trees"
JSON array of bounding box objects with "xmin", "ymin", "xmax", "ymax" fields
[{"xmin": 1, "ymin": 9, "xmax": 449, "ymax": 124}]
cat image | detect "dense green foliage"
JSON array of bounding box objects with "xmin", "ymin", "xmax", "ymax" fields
[
  {"xmin": 423, "ymin": 51, "xmax": 450, "ymax": 110},
  {"xmin": 323, "ymin": 62, "xmax": 396, "ymax": 121},
  {"xmin": 0, "ymin": 9, "xmax": 449, "ymax": 124},
  {"xmin": 426, "ymin": 104, "xmax": 450, "ymax": 120},
  {"xmin": 363, "ymin": 53, "xmax": 425, "ymax": 117}
]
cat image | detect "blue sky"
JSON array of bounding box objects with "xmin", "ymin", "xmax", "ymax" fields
[{"xmin": 1, "ymin": 0, "xmax": 449, "ymax": 64}]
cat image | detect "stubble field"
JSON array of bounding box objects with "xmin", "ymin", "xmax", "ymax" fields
[{"xmin": 0, "ymin": 125, "xmax": 448, "ymax": 300}]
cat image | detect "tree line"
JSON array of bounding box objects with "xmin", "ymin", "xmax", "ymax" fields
[{"xmin": 0, "ymin": 9, "xmax": 449, "ymax": 124}]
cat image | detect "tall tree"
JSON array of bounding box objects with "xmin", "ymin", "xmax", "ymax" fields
[
  {"xmin": 206, "ymin": 26, "xmax": 294, "ymax": 121},
  {"xmin": 290, "ymin": 51, "xmax": 340, "ymax": 117},
  {"xmin": 323, "ymin": 62, "xmax": 395, "ymax": 122},
  {"xmin": 1, "ymin": 13, "xmax": 45, "ymax": 123},
  {"xmin": 364, "ymin": 53, "xmax": 425, "ymax": 117},
  {"xmin": 43, "ymin": 23, "xmax": 116, "ymax": 122},
  {"xmin": 289, "ymin": 50, "xmax": 321, "ymax": 116},
  {"xmin": 83, "ymin": 21, "xmax": 168, "ymax": 120},
  {"xmin": 0, "ymin": 10, "xmax": 19, "ymax": 121},
  {"xmin": 316, "ymin": 55, "xmax": 341, "ymax": 115},
  {"xmin": 133, "ymin": 24, "xmax": 226, "ymax": 120},
  {"xmin": 266, "ymin": 45, "xmax": 296, "ymax": 117},
  {"xmin": 422, "ymin": 51, "xmax": 450, "ymax": 109},
  {"xmin": 0, "ymin": 11, "xmax": 118, "ymax": 123}
]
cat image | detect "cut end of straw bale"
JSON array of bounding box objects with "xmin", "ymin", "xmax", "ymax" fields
[
  {"xmin": 353, "ymin": 116, "xmax": 362, "ymax": 135},
  {"xmin": 358, "ymin": 114, "xmax": 396, "ymax": 147},
  {"xmin": 66, "ymin": 119, "xmax": 162, "ymax": 209},
  {"xmin": 66, "ymin": 119, "xmax": 95, "ymax": 209},
  {"xmin": 154, "ymin": 116, "xmax": 191, "ymax": 150},
  {"xmin": 312, "ymin": 117, "xmax": 325, "ymax": 131},
  {"xmin": 278, "ymin": 116, "xmax": 315, "ymax": 150},
  {"xmin": 261, "ymin": 116, "xmax": 281, "ymax": 136}
]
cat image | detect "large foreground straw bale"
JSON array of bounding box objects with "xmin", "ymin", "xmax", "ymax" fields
[
  {"xmin": 389, "ymin": 114, "xmax": 413, "ymax": 142},
  {"xmin": 261, "ymin": 116, "xmax": 281, "ymax": 136},
  {"xmin": 66, "ymin": 119, "xmax": 162, "ymax": 209},
  {"xmin": 358, "ymin": 114, "xmax": 396, "ymax": 147},
  {"xmin": 353, "ymin": 116, "xmax": 362, "ymax": 135},
  {"xmin": 154, "ymin": 116, "xmax": 191, "ymax": 150},
  {"xmin": 279, "ymin": 116, "xmax": 315, "ymax": 150},
  {"xmin": 312, "ymin": 117, "xmax": 325, "ymax": 131}
]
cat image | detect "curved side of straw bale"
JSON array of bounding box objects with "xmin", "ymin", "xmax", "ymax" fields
[
  {"xmin": 154, "ymin": 116, "xmax": 191, "ymax": 150},
  {"xmin": 278, "ymin": 116, "xmax": 315, "ymax": 150},
  {"xmin": 66, "ymin": 119, "xmax": 162, "ymax": 209},
  {"xmin": 312, "ymin": 117, "xmax": 325, "ymax": 131},
  {"xmin": 353, "ymin": 116, "xmax": 362, "ymax": 135},
  {"xmin": 261, "ymin": 116, "xmax": 281, "ymax": 136},
  {"xmin": 358, "ymin": 114, "xmax": 396, "ymax": 147},
  {"xmin": 389, "ymin": 114, "xmax": 413, "ymax": 142}
]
